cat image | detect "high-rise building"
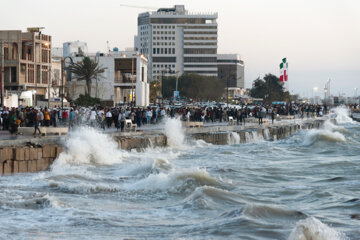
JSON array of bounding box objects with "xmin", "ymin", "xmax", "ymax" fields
[
  {"xmin": 217, "ymin": 54, "xmax": 244, "ymax": 89},
  {"xmin": 135, "ymin": 5, "xmax": 218, "ymax": 81}
]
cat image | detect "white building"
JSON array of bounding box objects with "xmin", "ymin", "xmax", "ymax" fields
[
  {"xmin": 67, "ymin": 50, "xmax": 149, "ymax": 107},
  {"xmin": 134, "ymin": 5, "xmax": 218, "ymax": 81},
  {"xmin": 63, "ymin": 41, "xmax": 88, "ymax": 58},
  {"xmin": 217, "ymin": 54, "xmax": 245, "ymax": 89}
]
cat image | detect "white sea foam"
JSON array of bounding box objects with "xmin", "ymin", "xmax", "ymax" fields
[
  {"xmin": 228, "ymin": 132, "xmax": 240, "ymax": 144},
  {"xmin": 245, "ymin": 131, "xmax": 264, "ymax": 143},
  {"xmin": 332, "ymin": 106, "xmax": 354, "ymax": 124},
  {"xmin": 304, "ymin": 129, "xmax": 346, "ymax": 145},
  {"xmin": 51, "ymin": 127, "xmax": 129, "ymax": 173},
  {"xmin": 164, "ymin": 117, "xmax": 186, "ymax": 150},
  {"xmin": 288, "ymin": 217, "xmax": 348, "ymax": 240},
  {"xmin": 122, "ymin": 167, "xmax": 225, "ymax": 193}
]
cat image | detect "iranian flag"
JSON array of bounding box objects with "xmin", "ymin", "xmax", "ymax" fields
[{"xmin": 279, "ymin": 58, "xmax": 288, "ymax": 82}]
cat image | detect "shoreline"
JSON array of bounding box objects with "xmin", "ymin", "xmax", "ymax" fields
[{"xmin": 0, "ymin": 117, "xmax": 330, "ymax": 175}]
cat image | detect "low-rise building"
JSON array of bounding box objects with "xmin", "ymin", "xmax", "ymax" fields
[
  {"xmin": 67, "ymin": 49, "xmax": 149, "ymax": 107},
  {"xmin": 0, "ymin": 28, "xmax": 55, "ymax": 107}
]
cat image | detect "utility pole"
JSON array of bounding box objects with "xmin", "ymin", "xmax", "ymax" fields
[
  {"xmin": 61, "ymin": 56, "xmax": 73, "ymax": 110},
  {"xmin": 48, "ymin": 66, "xmax": 51, "ymax": 108},
  {"xmin": 0, "ymin": 41, "xmax": 4, "ymax": 107},
  {"xmin": 131, "ymin": 58, "xmax": 134, "ymax": 107}
]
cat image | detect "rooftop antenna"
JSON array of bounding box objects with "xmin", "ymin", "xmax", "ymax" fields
[{"xmin": 107, "ymin": 41, "xmax": 110, "ymax": 53}]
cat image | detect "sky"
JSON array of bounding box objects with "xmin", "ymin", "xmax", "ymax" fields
[{"xmin": 1, "ymin": 0, "xmax": 360, "ymax": 97}]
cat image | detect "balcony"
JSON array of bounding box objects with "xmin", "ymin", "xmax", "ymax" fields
[{"xmin": 114, "ymin": 76, "xmax": 135, "ymax": 84}]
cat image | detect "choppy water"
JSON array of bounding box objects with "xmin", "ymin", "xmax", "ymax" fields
[{"xmin": 0, "ymin": 107, "xmax": 359, "ymax": 240}]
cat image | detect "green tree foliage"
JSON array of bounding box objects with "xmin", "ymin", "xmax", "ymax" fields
[
  {"xmin": 162, "ymin": 73, "xmax": 225, "ymax": 101},
  {"xmin": 74, "ymin": 94, "xmax": 100, "ymax": 106},
  {"xmin": 250, "ymin": 74, "xmax": 290, "ymax": 103},
  {"xmin": 149, "ymin": 80, "xmax": 161, "ymax": 104},
  {"xmin": 69, "ymin": 57, "xmax": 107, "ymax": 96}
]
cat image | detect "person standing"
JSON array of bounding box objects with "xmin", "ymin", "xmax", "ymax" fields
[
  {"xmin": 106, "ymin": 109, "xmax": 112, "ymax": 128},
  {"xmin": 271, "ymin": 110, "xmax": 275, "ymax": 124},
  {"xmin": 69, "ymin": 109, "xmax": 75, "ymax": 129},
  {"xmin": 33, "ymin": 109, "xmax": 41, "ymax": 136}
]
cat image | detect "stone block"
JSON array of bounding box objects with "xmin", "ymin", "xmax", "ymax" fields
[
  {"xmin": 43, "ymin": 146, "xmax": 51, "ymax": 158},
  {"xmin": 36, "ymin": 158, "xmax": 49, "ymax": 172},
  {"xmin": 4, "ymin": 147, "xmax": 14, "ymax": 160},
  {"xmin": 50, "ymin": 146, "xmax": 56, "ymax": 158},
  {"xmin": 56, "ymin": 146, "xmax": 63, "ymax": 157},
  {"xmin": 30, "ymin": 148, "xmax": 37, "ymax": 160},
  {"xmin": 24, "ymin": 148, "xmax": 30, "ymax": 160},
  {"xmin": 18, "ymin": 161, "xmax": 28, "ymax": 173},
  {"xmin": 28, "ymin": 160, "xmax": 37, "ymax": 172},
  {"xmin": 13, "ymin": 161, "xmax": 19, "ymax": 173},
  {"xmin": 49, "ymin": 157, "xmax": 56, "ymax": 165},
  {"xmin": 37, "ymin": 148, "xmax": 43, "ymax": 159},
  {"xmin": 0, "ymin": 149, "xmax": 5, "ymax": 162},
  {"xmin": 15, "ymin": 148, "xmax": 25, "ymax": 161},
  {"xmin": 3, "ymin": 160, "xmax": 13, "ymax": 175}
]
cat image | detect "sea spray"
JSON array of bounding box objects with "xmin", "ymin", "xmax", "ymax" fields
[
  {"xmin": 288, "ymin": 217, "xmax": 348, "ymax": 240},
  {"xmin": 333, "ymin": 106, "xmax": 354, "ymax": 124},
  {"xmin": 51, "ymin": 127, "xmax": 128, "ymax": 172},
  {"xmin": 164, "ymin": 117, "xmax": 186, "ymax": 149},
  {"xmin": 227, "ymin": 132, "xmax": 240, "ymax": 144}
]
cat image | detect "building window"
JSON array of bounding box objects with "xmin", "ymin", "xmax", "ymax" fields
[
  {"xmin": 152, "ymin": 57, "xmax": 176, "ymax": 63},
  {"xmin": 184, "ymin": 57, "xmax": 217, "ymax": 63},
  {"xmin": 184, "ymin": 48, "xmax": 217, "ymax": 54}
]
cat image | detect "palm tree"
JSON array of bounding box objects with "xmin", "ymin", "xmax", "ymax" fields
[{"xmin": 69, "ymin": 57, "xmax": 107, "ymax": 96}]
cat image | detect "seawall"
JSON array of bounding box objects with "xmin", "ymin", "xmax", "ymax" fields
[{"xmin": 0, "ymin": 118, "xmax": 328, "ymax": 175}]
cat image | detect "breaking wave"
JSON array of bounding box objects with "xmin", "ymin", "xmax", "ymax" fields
[
  {"xmin": 288, "ymin": 217, "xmax": 348, "ymax": 240},
  {"xmin": 332, "ymin": 106, "xmax": 354, "ymax": 124},
  {"xmin": 228, "ymin": 132, "xmax": 241, "ymax": 144},
  {"xmin": 51, "ymin": 127, "xmax": 128, "ymax": 172},
  {"xmin": 304, "ymin": 129, "xmax": 346, "ymax": 145}
]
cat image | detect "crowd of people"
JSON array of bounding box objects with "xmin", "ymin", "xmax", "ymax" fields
[{"xmin": 0, "ymin": 102, "xmax": 341, "ymax": 136}]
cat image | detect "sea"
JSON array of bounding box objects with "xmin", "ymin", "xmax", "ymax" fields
[{"xmin": 0, "ymin": 107, "xmax": 359, "ymax": 240}]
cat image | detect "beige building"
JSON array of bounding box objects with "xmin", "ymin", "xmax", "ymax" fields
[{"xmin": 0, "ymin": 29, "xmax": 54, "ymax": 107}]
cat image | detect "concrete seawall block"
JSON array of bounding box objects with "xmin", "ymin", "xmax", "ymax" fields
[
  {"xmin": 13, "ymin": 161, "xmax": 19, "ymax": 173},
  {"xmin": 30, "ymin": 148, "xmax": 37, "ymax": 160},
  {"xmin": 37, "ymin": 158, "xmax": 49, "ymax": 171},
  {"xmin": 55, "ymin": 147, "xmax": 63, "ymax": 158},
  {"xmin": 15, "ymin": 148, "xmax": 24, "ymax": 161},
  {"xmin": 43, "ymin": 146, "xmax": 51, "ymax": 158},
  {"xmin": 18, "ymin": 161, "xmax": 28, "ymax": 173},
  {"xmin": 3, "ymin": 160, "xmax": 13, "ymax": 175},
  {"xmin": 37, "ymin": 148, "xmax": 43, "ymax": 159},
  {"xmin": 29, "ymin": 160, "xmax": 37, "ymax": 172},
  {"xmin": 24, "ymin": 148, "xmax": 30, "ymax": 161}
]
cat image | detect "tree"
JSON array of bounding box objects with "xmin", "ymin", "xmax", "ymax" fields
[
  {"xmin": 250, "ymin": 74, "xmax": 290, "ymax": 103},
  {"xmin": 69, "ymin": 57, "xmax": 107, "ymax": 96},
  {"xmin": 149, "ymin": 80, "xmax": 161, "ymax": 104},
  {"xmin": 162, "ymin": 73, "xmax": 225, "ymax": 101}
]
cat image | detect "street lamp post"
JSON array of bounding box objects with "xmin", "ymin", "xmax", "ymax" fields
[
  {"xmin": 61, "ymin": 56, "xmax": 73, "ymax": 110},
  {"xmin": 0, "ymin": 41, "xmax": 4, "ymax": 107}
]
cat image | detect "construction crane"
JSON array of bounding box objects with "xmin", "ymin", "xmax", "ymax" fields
[{"xmin": 120, "ymin": 4, "xmax": 157, "ymax": 10}]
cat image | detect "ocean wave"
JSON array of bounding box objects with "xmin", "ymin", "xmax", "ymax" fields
[
  {"xmin": 180, "ymin": 186, "xmax": 246, "ymax": 210},
  {"xmin": 242, "ymin": 204, "xmax": 306, "ymax": 221},
  {"xmin": 332, "ymin": 106, "xmax": 355, "ymax": 125},
  {"xmin": 288, "ymin": 217, "xmax": 349, "ymax": 240},
  {"xmin": 303, "ymin": 129, "xmax": 345, "ymax": 145},
  {"xmin": 0, "ymin": 194, "xmax": 66, "ymax": 209},
  {"xmin": 122, "ymin": 167, "xmax": 229, "ymax": 194}
]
